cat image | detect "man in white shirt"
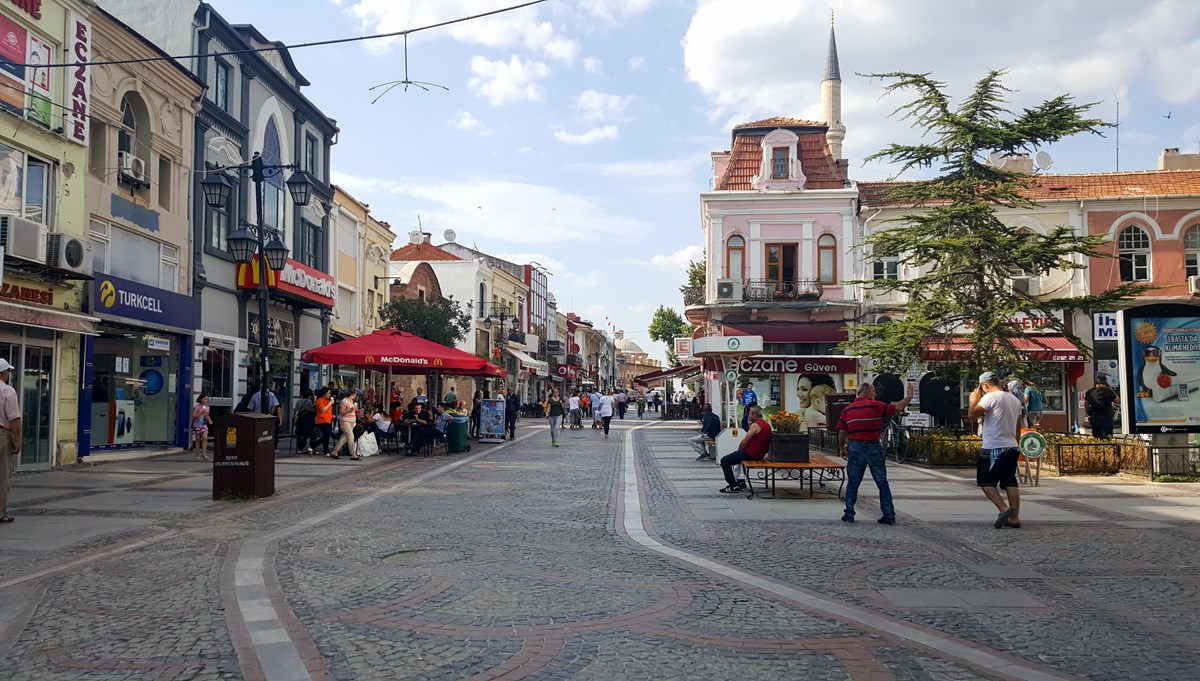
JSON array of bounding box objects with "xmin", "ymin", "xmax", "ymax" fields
[
  {"xmin": 567, "ymin": 393, "xmax": 582, "ymax": 429},
  {"xmin": 597, "ymin": 389, "xmax": 616, "ymax": 439},
  {"xmin": 0, "ymin": 358, "xmax": 23, "ymax": 525},
  {"xmin": 968, "ymin": 371, "xmax": 1025, "ymax": 529}
]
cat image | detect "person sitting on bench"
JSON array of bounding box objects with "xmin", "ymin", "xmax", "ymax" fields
[
  {"xmin": 718, "ymin": 405, "xmax": 772, "ymax": 494},
  {"xmin": 409, "ymin": 403, "xmax": 450, "ymax": 453},
  {"xmin": 691, "ymin": 403, "xmax": 722, "ymax": 461}
]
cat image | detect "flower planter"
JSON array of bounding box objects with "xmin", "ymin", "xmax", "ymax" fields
[{"xmin": 769, "ymin": 432, "xmax": 810, "ymax": 463}]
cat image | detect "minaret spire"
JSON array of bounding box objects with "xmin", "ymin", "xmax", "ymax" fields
[{"xmin": 820, "ymin": 14, "xmax": 846, "ymax": 161}]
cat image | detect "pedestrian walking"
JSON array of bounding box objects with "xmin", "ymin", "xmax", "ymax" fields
[
  {"xmin": 329, "ymin": 389, "xmax": 361, "ymax": 460},
  {"xmin": 590, "ymin": 389, "xmax": 603, "ymax": 429},
  {"xmin": 567, "ymin": 392, "xmax": 582, "ymax": 430},
  {"xmin": 615, "ymin": 389, "xmax": 628, "ymax": 419},
  {"xmin": 0, "ymin": 358, "xmax": 23, "ymax": 525},
  {"xmin": 505, "ymin": 387, "xmax": 520, "ymax": 440},
  {"xmin": 190, "ymin": 394, "xmax": 211, "ymax": 460},
  {"xmin": 545, "ymin": 389, "xmax": 565, "ymax": 447},
  {"xmin": 293, "ymin": 388, "xmax": 316, "ymax": 455},
  {"xmin": 836, "ymin": 382, "xmax": 914, "ymax": 524},
  {"xmin": 718, "ymin": 405, "xmax": 772, "ymax": 494},
  {"xmin": 636, "ymin": 391, "xmax": 646, "ymax": 419},
  {"xmin": 597, "ymin": 389, "xmax": 616, "ymax": 439},
  {"xmin": 1024, "ymin": 380, "xmax": 1045, "ymax": 428},
  {"xmin": 313, "ymin": 387, "xmax": 334, "ymax": 456},
  {"xmin": 690, "ymin": 403, "xmax": 722, "ymax": 460},
  {"xmin": 470, "ymin": 390, "xmax": 483, "ymax": 439},
  {"xmin": 1084, "ymin": 376, "xmax": 1119, "ymax": 439},
  {"xmin": 968, "ymin": 371, "xmax": 1025, "ymax": 529}
]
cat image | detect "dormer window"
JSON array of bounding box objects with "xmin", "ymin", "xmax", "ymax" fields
[{"xmin": 771, "ymin": 147, "xmax": 788, "ymax": 179}]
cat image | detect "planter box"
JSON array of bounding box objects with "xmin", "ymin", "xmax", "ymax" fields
[{"xmin": 769, "ymin": 432, "xmax": 810, "ymax": 463}]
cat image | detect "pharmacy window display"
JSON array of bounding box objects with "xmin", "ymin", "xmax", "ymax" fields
[{"xmin": 733, "ymin": 356, "xmax": 858, "ymax": 427}]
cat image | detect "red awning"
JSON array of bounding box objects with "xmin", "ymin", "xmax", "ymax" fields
[
  {"xmin": 923, "ymin": 335, "xmax": 1086, "ymax": 362},
  {"xmin": 722, "ymin": 322, "xmax": 848, "ymax": 343},
  {"xmin": 302, "ymin": 329, "xmax": 508, "ymax": 376}
]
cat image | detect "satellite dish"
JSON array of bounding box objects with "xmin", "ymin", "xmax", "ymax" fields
[
  {"xmin": 443, "ymin": 229, "xmax": 456, "ymax": 242},
  {"xmin": 1034, "ymin": 151, "xmax": 1054, "ymax": 172},
  {"xmin": 986, "ymin": 151, "xmax": 1006, "ymax": 167}
]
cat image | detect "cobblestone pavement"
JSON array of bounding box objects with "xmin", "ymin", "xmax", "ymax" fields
[{"xmin": 0, "ymin": 418, "xmax": 1198, "ymax": 680}]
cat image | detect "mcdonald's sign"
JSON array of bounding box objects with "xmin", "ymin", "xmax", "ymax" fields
[
  {"xmin": 364, "ymin": 356, "xmax": 374, "ymax": 364},
  {"xmin": 236, "ymin": 256, "xmax": 335, "ymax": 307},
  {"xmin": 433, "ymin": 358, "xmax": 444, "ymax": 366}
]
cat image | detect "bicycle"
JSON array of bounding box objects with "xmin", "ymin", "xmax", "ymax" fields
[{"xmin": 881, "ymin": 413, "xmax": 909, "ymax": 463}]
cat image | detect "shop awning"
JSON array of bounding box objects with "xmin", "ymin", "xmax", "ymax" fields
[
  {"xmin": 722, "ymin": 322, "xmax": 848, "ymax": 343},
  {"xmin": 0, "ymin": 301, "xmax": 99, "ymax": 335},
  {"xmin": 505, "ymin": 347, "xmax": 549, "ymax": 375},
  {"xmin": 301, "ymin": 329, "xmax": 506, "ymax": 376},
  {"xmin": 922, "ymin": 335, "xmax": 1086, "ymax": 362},
  {"xmin": 635, "ymin": 363, "xmax": 703, "ymax": 384}
]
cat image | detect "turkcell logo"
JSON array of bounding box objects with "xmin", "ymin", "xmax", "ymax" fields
[{"xmin": 1093, "ymin": 312, "xmax": 1119, "ymax": 340}]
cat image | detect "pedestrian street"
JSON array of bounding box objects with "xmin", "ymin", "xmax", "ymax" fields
[{"xmin": 2, "ymin": 418, "xmax": 1200, "ymax": 680}]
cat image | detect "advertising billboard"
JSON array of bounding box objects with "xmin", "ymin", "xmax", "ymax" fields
[{"xmin": 1119, "ymin": 304, "xmax": 1200, "ymax": 433}]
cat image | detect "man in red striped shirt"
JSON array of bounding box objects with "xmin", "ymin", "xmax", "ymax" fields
[{"xmin": 836, "ymin": 381, "xmax": 914, "ymax": 524}]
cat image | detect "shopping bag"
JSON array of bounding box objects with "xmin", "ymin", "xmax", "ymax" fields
[{"xmin": 356, "ymin": 432, "xmax": 379, "ymax": 457}]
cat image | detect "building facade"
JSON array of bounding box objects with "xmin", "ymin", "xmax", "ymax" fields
[
  {"xmin": 81, "ymin": 7, "xmax": 205, "ymax": 455},
  {"xmin": 0, "ymin": 0, "xmax": 97, "ymax": 469}
]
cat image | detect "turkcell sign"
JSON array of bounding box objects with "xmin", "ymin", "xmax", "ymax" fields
[
  {"xmin": 94, "ymin": 272, "xmax": 196, "ymax": 330},
  {"xmin": 1093, "ymin": 312, "xmax": 1119, "ymax": 340}
]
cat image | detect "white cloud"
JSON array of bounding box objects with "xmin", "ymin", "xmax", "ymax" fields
[
  {"xmin": 575, "ymin": 90, "xmax": 633, "ymax": 122},
  {"xmin": 330, "ymin": 171, "xmax": 649, "ymax": 246},
  {"xmin": 582, "ymin": 57, "xmax": 604, "ymax": 75},
  {"xmin": 468, "ymin": 55, "xmax": 550, "ymax": 105},
  {"xmin": 450, "ymin": 110, "xmax": 488, "ymax": 134},
  {"xmin": 582, "ymin": 0, "xmax": 657, "ymax": 23},
  {"xmin": 628, "ymin": 55, "xmax": 645, "ymax": 70},
  {"xmin": 571, "ymin": 152, "xmax": 710, "ymax": 196},
  {"xmin": 554, "ymin": 125, "xmax": 620, "ymax": 145},
  {"xmin": 494, "ymin": 254, "xmax": 567, "ymax": 273},
  {"xmin": 345, "ymin": 0, "xmax": 578, "ymax": 62},
  {"xmin": 650, "ymin": 244, "xmax": 704, "ymax": 270}
]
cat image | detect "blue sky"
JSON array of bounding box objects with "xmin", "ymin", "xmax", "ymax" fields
[{"xmin": 203, "ymin": 0, "xmax": 1200, "ymax": 362}]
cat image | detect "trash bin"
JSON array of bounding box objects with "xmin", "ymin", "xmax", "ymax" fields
[
  {"xmin": 446, "ymin": 415, "xmax": 470, "ymax": 453},
  {"xmin": 212, "ymin": 412, "xmax": 277, "ymax": 499}
]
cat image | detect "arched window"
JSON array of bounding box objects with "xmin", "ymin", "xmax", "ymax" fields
[
  {"xmin": 1185, "ymin": 224, "xmax": 1200, "ymax": 279},
  {"xmin": 817, "ymin": 234, "xmax": 837, "ymax": 284},
  {"xmin": 261, "ymin": 118, "xmax": 285, "ymax": 230},
  {"xmin": 118, "ymin": 98, "xmax": 136, "ymax": 156},
  {"xmin": 1117, "ymin": 225, "xmax": 1151, "ymax": 282},
  {"xmin": 725, "ymin": 235, "xmax": 745, "ymax": 280},
  {"xmin": 478, "ymin": 283, "xmax": 487, "ymax": 317}
]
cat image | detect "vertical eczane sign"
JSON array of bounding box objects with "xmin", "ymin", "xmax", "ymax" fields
[{"xmin": 67, "ymin": 11, "xmax": 90, "ymax": 146}]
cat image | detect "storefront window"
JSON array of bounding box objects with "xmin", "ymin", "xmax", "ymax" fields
[
  {"xmin": 202, "ymin": 347, "xmax": 234, "ymax": 400},
  {"xmin": 91, "ymin": 328, "xmax": 179, "ymax": 446},
  {"xmin": 1025, "ymin": 368, "xmax": 1066, "ymax": 413}
]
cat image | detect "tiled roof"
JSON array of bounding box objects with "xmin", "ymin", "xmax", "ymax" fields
[
  {"xmin": 389, "ymin": 242, "xmax": 462, "ymax": 262},
  {"xmin": 714, "ymin": 130, "xmax": 846, "ymax": 191},
  {"xmin": 734, "ymin": 117, "xmax": 825, "ymax": 129},
  {"xmin": 859, "ymin": 169, "xmax": 1200, "ymax": 206}
]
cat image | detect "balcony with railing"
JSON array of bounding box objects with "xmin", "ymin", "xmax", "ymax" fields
[
  {"xmin": 742, "ymin": 278, "xmax": 823, "ymax": 302},
  {"xmin": 682, "ymin": 284, "xmax": 704, "ymax": 306}
]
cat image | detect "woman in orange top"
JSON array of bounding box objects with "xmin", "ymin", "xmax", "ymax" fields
[{"xmin": 313, "ymin": 387, "xmax": 334, "ymax": 456}]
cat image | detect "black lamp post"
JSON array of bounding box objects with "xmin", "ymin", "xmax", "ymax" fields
[
  {"xmin": 202, "ymin": 152, "xmax": 311, "ymax": 416},
  {"xmin": 483, "ymin": 306, "xmax": 519, "ymax": 389}
]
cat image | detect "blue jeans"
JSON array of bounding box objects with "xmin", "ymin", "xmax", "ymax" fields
[{"xmin": 844, "ymin": 440, "xmax": 895, "ymax": 520}]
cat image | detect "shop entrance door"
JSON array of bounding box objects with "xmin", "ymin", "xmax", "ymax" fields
[{"xmin": 0, "ymin": 341, "xmax": 53, "ymax": 470}]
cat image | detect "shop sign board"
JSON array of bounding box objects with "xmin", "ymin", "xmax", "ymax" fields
[
  {"xmin": 67, "ymin": 11, "xmax": 90, "ymax": 145},
  {"xmin": 94, "ymin": 272, "xmax": 196, "ymax": 330},
  {"xmin": 1119, "ymin": 304, "xmax": 1200, "ymax": 433},
  {"xmin": 1093, "ymin": 312, "xmax": 1119, "ymax": 341},
  {"xmin": 735, "ymin": 355, "xmax": 858, "ymax": 374},
  {"xmin": 960, "ymin": 310, "xmax": 1062, "ymax": 334},
  {"xmin": 248, "ymin": 312, "xmax": 294, "ymax": 351},
  {"xmin": 236, "ymin": 257, "xmax": 336, "ymax": 308}
]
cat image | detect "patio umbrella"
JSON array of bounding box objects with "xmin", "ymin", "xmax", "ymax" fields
[{"xmin": 301, "ymin": 329, "xmax": 507, "ymax": 377}]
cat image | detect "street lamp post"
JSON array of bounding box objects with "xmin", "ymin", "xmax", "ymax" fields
[
  {"xmin": 202, "ymin": 152, "xmax": 312, "ymax": 418},
  {"xmin": 484, "ymin": 305, "xmax": 519, "ymax": 391}
]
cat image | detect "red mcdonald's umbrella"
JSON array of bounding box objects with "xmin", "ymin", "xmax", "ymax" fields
[{"xmin": 301, "ymin": 329, "xmax": 507, "ymax": 377}]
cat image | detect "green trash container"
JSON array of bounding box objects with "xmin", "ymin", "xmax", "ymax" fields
[{"xmin": 446, "ymin": 416, "xmax": 470, "ymax": 453}]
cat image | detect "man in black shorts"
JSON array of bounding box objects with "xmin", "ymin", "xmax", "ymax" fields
[{"xmin": 968, "ymin": 371, "xmax": 1025, "ymax": 529}]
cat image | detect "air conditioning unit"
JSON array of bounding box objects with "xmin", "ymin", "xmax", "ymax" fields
[
  {"xmin": 46, "ymin": 233, "xmax": 93, "ymax": 276},
  {"xmin": 716, "ymin": 278, "xmax": 742, "ymax": 301},
  {"xmin": 1189, "ymin": 275, "xmax": 1200, "ymax": 296},
  {"xmin": 0, "ymin": 215, "xmax": 49, "ymax": 262},
  {"xmin": 118, "ymin": 150, "xmax": 147, "ymax": 184},
  {"xmin": 1011, "ymin": 276, "xmax": 1040, "ymax": 296}
]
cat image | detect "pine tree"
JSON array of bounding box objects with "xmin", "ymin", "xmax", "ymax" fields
[{"xmin": 843, "ymin": 70, "xmax": 1151, "ymax": 375}]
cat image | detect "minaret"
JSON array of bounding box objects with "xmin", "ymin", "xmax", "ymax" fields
[{"xmin": 821, "ymin": 16, "xmax": 846, "ymax": 160}]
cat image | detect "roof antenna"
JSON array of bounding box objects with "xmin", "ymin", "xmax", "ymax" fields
[{"xmin": 1114, "ymin": 96, "xmax": 1120, "ymax": 172}]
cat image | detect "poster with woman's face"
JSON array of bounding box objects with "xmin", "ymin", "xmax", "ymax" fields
[{"xmin": 784, "ymin": 373, "xmax": 843, "ymax": 428}]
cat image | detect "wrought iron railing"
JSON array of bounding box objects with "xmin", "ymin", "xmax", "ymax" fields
[{"xmin": 744, "ymin": 278, "xmax": 823, "ymax": 302}]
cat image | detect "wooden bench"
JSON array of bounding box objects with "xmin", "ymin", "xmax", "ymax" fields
[{"xmin": 742, "ymin": 455, "xmax": 847, "ymax": 500}]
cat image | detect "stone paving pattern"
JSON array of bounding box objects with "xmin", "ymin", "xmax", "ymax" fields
[{"xmin": 0, "ymin": 419, "xmax": 1198, "ymax": 679}]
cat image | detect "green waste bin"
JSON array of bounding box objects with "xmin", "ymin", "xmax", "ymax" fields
[{"xmin": 446, "ymin": 416, "xmax": 470, "ymax": 453}]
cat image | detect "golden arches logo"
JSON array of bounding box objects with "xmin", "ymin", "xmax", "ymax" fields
[
  {"xmin": 433, "ymin": 358, "xmax": 444, "ymax": 366},
  {"xmin": 364, "ymin": 356, "xmax": 374, "ymax": 364},
  {"xmin": 99, "ymin": 280, "xmax": 117, "ymax": 308}
]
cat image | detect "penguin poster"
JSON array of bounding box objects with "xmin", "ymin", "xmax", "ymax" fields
[{"xmin": 1125, "ymin": 312, "xmax": 1200, "ymax": 429}]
